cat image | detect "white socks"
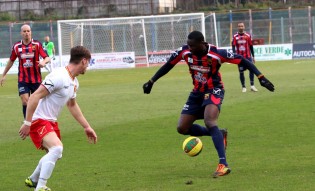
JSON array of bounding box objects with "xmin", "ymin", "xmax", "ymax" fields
[{"xmin": 34, "ymin": 146, "xmax": 63, "ymax": 190}]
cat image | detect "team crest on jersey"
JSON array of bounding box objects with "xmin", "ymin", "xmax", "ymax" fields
[
  {"xmin": 204, "ymin": 93, "xmax": 209, "ymax": 100},
  {"xmin": 32, "ymin": 45, "xmax": 36, "ymax": 51},
  {"xmin": 188, "ymin": 57, "xmax": 193, "ymax": 64},
  {"xmin": 207, "ymin": 57, "xmax": 212, "ymax": 65}
]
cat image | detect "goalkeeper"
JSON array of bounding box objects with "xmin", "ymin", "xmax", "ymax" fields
[
  {"xmin": 43, "ymin": 36, "xmax": 55, "ymax": 71},
  {"xmin": 143, "ymin": 31, "xmax": 274, "ymax": 178}
]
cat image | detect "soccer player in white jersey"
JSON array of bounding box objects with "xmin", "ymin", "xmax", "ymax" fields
[{"xmin": 19, "ymin": 46, "xmax": 97, "ymax": 191}]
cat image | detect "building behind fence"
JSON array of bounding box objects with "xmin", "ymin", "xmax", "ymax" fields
[{"xmin": 0, "ymin": 6, "xmax": 314, "ymax": 58}]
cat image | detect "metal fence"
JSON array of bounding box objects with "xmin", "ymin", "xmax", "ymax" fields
[
  {"xmin": 213, "ymin": 7, "xmax": 315, "ymax": 47},
  {"xmin": 0, "ymin": 21, "xmax": 56, "ymax": 58},
  {"xmin": 0, "ymin": 7, "xmax": 315, "ymax": 58}
]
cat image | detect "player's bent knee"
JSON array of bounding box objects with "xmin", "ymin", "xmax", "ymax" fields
[
  {"xmin": 177, "ymin": 125, "xmax": 189, "ymax": 135},
  {"xmin": 49, "ymin": 145, "xmax": 63, "ymax": 159}
]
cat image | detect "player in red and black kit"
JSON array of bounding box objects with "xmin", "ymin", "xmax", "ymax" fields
[
  {"xmin": 143, "ymin": 31, "xmax": 274, "ymax": 178},
  {"xmin": 0, "ymin": 24, "xmax": 50, "ymax": 118},
  {"xmin": 232, "ymin": 22, "xmax": 257, "ymax": 92}
]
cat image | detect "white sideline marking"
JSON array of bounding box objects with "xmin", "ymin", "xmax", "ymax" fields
[{"xmin": 293, "ymin": 60, "xmax": 314, "ymax": 64}]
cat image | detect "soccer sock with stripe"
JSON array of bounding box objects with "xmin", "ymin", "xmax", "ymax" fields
[{"xmin": 208, "ymin": 126, "xmax": 227, "ymax": 166}]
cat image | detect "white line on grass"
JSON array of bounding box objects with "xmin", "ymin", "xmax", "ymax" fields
[{"xmin": 293, "ymin": 60, "xmax": 315, "ymax": 64}]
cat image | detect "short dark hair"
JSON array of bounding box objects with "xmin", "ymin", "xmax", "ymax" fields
[
  {"xmin": 187, "ymin": 31, "xmax": 205, "ymax": 42},
  {"xmin": 69, "ymin": 46, "xmax": 91, "ymax": 64}
]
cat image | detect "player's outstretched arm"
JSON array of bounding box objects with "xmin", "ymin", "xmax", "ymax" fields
[
  {"xmin": 67, "ymin": 99, "xmax": 97, "ymax": 144},
  {"xmin": 238, "ymin": 58, "xmax": 275, "ymax": 92},
  {"xmin": 218, "ymin": 49, "xmax": 275, "ymax": 92},
  {"xmin": 257, "ymin": 75, "xmax": 274, "ymax": 92},
  {"xmin": 143, "ymin": 62, "xmax": 175, "ymax": 94},
  {"xmin": 143, "ymin": 79, "xmax": 154, "ymax": 94}
]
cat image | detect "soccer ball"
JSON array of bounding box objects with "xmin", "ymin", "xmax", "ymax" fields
[{"xmin": 182, "ymin": 136, "xmax": 203, "ymax": 157}]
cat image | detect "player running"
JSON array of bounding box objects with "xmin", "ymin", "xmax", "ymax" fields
[
  {"xmin": 19, "ymin": 46, "xmax": 97, "ymax": 191},
  {"xmin": 143, "ymin": 31, "xmax": 274, "ymax": 178}
]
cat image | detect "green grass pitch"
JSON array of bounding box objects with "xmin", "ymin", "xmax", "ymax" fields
[{"xmin": 0, "ymin": 59, "xmax": 314, "ymax": 190}]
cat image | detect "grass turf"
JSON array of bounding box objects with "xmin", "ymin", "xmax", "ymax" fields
[{"xmin": 0, "ymin": 59, "xmax": 314, "ymax": 190}]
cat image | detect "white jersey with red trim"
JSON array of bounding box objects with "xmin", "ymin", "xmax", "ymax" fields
[{"xmin": 32, "ymin": 67, "xmax": 79, "ymax": 121}]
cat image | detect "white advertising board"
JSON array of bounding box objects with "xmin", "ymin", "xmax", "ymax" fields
[
  {"xmin": 220, "ymin": 44, "xmax": 293, "ymax": 61},
  {"xmin": 253, "ymin": 44, "xmax": 293, "ymax": 61},
  {"xmin": 0, "ymin": 58, "xmax": 19, "ymax": 74},
  {"xmin": 89, "ymin": 52, "xmax": 135, "ymax": 69},
  {"xmin": 0, "ymin": 52, "xmax": 135, "ymax": 75}
]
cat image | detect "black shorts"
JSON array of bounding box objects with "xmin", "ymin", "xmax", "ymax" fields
[
  {"xmin": 18, "ymin": 82, "xmax": 41, "ymax": 96},
  {"xmin": 181, "ymin": 88, "xmax": 225, "ymax": 119},
  {"xmin": 238, "ymin": 57, "xmax": 253, "ymax": 72}
]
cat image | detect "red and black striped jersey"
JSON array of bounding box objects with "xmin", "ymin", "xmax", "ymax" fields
[
  {"xmin": 168, "ymin": 44, "xmax": 243, "ymax": 92},
  {"xmin": 232, "ymin": 32, "xmax": 253, "ymax": 58},
  {"xmin": 10, "ymin": 39, "xmax": 48, "ymax": 83}
]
